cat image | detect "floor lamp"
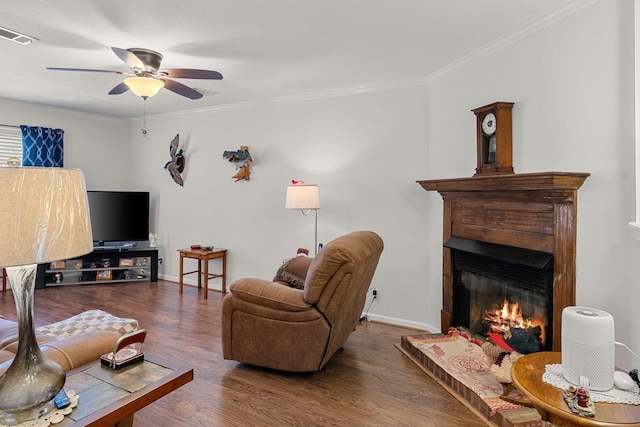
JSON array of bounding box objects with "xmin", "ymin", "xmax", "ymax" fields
[
  {"xmin": 285, "ymin": 184, "xmax": 320, "ymax": 254},
  {"xmin": 0, "ymin": 167, "xmax": 93, "ymax": 425}
]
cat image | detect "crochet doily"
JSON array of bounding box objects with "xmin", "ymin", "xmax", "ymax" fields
[
  {"xmin": 543, "ymin": 364, "xmax": 640, "ymax": 405},
  {"xmin": 0, "ymin": 390, "xmax": 78, "ymax": 427}
]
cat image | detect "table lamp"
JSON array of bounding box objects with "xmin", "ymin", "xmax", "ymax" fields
[
  {"xmin": 285, "ymin": 184, "xmax": 320, "ymax": 254},
  {"xmin": 0, "ymin": 167, "xmax": 93, "ymax": 425}
]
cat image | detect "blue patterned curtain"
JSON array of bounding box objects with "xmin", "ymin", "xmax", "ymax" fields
[{"xmin": 20, "ymin": 125, "xmax": 64, "ymax": 167}]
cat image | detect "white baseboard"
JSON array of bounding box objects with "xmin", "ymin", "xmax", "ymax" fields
[
  {"xmin": 364, "ymin": 312, "xmax": 437, "ymax": 333},
  {"xmin": 162, "ymin": 273, "xmax": 437, "ymax": 332}
]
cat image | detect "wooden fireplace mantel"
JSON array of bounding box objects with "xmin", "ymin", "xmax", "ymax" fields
[
  {"xmin": 418, "ymin": 171, "xmax": 589, "ymax": 351},
  {"xmin": 418, "ymin": 171, "xmax": 589, "ymax": 193}
]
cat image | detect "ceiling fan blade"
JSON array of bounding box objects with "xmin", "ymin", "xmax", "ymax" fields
[
  {"xmin": 108, "ymin": 82, "xmax": 130, "ymax": 95},
  {"xmin": 47, "ymin": 67, "xmax": 124, "ymax": 74},
  {"xmin": 160, "ymin": 69, "xmax": 223, "ymax": 80},
  {"xmin": 161, "ymin": 79, "xmax": 203, "ymax": 99},
  {"xmin": 111, "ymin": 47, "xmax": 146, "ymax": 70}
]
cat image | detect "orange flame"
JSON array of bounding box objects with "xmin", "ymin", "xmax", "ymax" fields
[{"xmin": 484, "ymin": 299, "xmax": 547, "ymax": 345}]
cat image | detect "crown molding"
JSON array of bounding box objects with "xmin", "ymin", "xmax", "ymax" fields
[
  {"xmin": 0, "ymin": 96, "xmax": 122, "ymax": 124},
  {"xmin": 134, "ymin": 0, "xmax": 595, "ymax": 121},
  {"xmin": 5, "ymin": 0, "xmax": 594, "ymax": 124},
  {"xmin": 428, "ymin": 0, "xmax": 596, "ymax": 82},
  {"xmin": 126, "ymin": 75, "xmax": 431, "ymax": 121}
]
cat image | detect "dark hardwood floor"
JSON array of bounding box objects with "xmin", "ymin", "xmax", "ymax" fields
[{"xmin": 1, "ymin": 280, "xmax": 489, "ymax": 426}]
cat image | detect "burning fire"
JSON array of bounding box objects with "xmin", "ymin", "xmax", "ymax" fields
[{"xmin": 484, "ymin": 299, "xmax": 546, "ymax": 345}]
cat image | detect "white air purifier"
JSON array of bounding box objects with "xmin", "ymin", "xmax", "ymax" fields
[{"xmin": 561, "ymin": 306, "xmax": 615, "ymax": 391}]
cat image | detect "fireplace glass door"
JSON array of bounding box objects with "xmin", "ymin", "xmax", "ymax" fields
[{"xmin": 449, "ymin": 243, "xmax": 553, "ymax": 350}]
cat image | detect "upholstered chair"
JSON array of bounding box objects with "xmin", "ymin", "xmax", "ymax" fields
[{"xmin": 222, "ymin": 230, "xmax": 384, "ymax": 372}]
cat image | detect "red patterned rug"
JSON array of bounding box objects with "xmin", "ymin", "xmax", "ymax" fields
[{"xmin": 397, "ymin": 328, "xmax": 522, "ymax": 422}]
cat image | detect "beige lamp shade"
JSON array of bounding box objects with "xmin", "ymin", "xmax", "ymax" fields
[
  {"xmin": 0, "ymin": 167, "xmax": 93, "ymax": 267},
  {"xmin": 285, "ymin": 185, "xmax": 320, "ymax": 210},
  {"xmin": 124, "ymin": 76, "xmax": 165, "ymax": 98}
]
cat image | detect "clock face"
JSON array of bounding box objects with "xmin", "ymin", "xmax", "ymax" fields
[{"xmin": 482, "ymin": 112, "xmax": 497, "ymax": 136}]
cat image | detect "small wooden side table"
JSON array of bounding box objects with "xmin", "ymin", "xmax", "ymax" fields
[
  {"xmin": 178, "ymin": 248, "xmax": 227, "ymax": 299},
  {"xmin": 512, "ymin": 351, "xmax": 640, "ymax": 427}
]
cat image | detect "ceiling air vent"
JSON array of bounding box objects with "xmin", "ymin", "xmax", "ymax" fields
[{"xmin": 0, "ymin": 26, "xmax": 38, "ymax": 45}]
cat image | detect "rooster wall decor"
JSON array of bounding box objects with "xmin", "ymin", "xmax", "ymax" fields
[
  {"xmin": 222, "ymin": 146, "xmax": 252, "ymax": 181},
  {"xmin": 165, "ymin": 133, "xmax": 185, "ymax": 186}
]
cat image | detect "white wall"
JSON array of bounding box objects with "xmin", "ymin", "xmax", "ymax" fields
[
  {"xmin": 427, "ymin": 0, "xmax": 639, "ymax": 369},
  {"xmin": 2, "ymin": 0, "xmax": 638, "ymax": 368},
  {"xmin": 123, "ymin": 87, "xmax": 433, "ymax": 330}
]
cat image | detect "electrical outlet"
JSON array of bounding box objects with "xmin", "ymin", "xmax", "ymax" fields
[
  {"xmin": 158, "ymin": 258, "xmax": 163, "ymax": 264},
  {"xmin": 372, "ymin": 288, "xmax": 378, "ymax": 300}
]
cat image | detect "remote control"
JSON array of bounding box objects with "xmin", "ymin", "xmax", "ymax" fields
[{"xmin": 54, "ymin": 389, "xmax": 70, "ymax": 409}]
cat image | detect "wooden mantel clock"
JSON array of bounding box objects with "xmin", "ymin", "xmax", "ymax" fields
[{"xmin": 472, "ymin": 101, "xmax": 514, "ymax": 176}]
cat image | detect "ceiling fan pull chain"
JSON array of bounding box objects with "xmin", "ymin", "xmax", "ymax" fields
[{"xmin": 141, "ymin": 99, "xmax": 148, "ymax": 137}]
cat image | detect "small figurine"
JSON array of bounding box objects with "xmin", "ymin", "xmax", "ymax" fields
[
  {"xmin": 576, "ymin": 387, "xmax": 589, "ymax": 408},
  {"xmin": 563, "ymin": 384, "xmax": 596, "ymax": 417}
]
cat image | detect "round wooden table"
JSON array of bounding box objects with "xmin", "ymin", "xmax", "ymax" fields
[{"xmin": 511, "ymin": 351, "xmax": 640, "ymax": 426}]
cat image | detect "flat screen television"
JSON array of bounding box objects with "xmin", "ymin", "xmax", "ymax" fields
[{"xmin": 87, "ymin": 191, "xmax": 150, "ymax": 246}]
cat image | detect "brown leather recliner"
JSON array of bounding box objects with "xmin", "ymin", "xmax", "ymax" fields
[{"xmin": 222, "ymin": 230, "xmax": 384, "ymax": 372}]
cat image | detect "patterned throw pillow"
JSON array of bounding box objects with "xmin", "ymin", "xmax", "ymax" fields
[{"xmin": 273, "ymin": 256, "xmax": 313, "ymax": 289}]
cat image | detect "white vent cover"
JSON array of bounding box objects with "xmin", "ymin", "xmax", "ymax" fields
[
  {"xmin": 561, "ymin": 306, "xmax": 615, "ymax": 391},
  {"xmin": 0, "ymin": 26, "xmax": 37, "ymax": 45}
]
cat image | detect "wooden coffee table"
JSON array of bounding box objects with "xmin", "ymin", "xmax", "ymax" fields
[
  {"xmin": 59, "ymin": 354, "xmax": 193, "ymax": 426},
  {"xmin": 512, "ymin": 351, "xmax": 640, "ymax": 426}
]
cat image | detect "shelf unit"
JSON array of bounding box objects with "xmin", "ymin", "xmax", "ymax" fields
[{"xmin": 36, "ymin": 247, "xmax": 158, "ymax": 288}]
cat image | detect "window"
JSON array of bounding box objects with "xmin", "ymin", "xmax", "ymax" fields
[{"xmin": 0, "ymin": 125, "xmax": 22, "ymax": 166}]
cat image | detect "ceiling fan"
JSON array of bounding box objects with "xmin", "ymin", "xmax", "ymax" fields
[{"xmin": 47, "ymin": 47, "xmax": 222, "ymax": 100}]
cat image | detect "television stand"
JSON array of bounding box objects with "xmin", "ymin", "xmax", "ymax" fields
[{"xmin": 35, "ymin": 247, "xmax": 158, "ymax": 289}]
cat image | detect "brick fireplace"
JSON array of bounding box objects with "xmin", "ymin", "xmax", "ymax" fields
[{"xmin": 418, "ymin": 172, "xmax": 589, "ymax": 351}]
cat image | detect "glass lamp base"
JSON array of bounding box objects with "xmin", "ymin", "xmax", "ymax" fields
[{"xmin": 0, "ymin": 265, "xmax": 65, "ymax": 426}]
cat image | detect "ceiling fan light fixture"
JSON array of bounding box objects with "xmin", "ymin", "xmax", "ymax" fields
[{"xmin": 124, "ymin": 76, "xmax": 164, "ymax": 99}]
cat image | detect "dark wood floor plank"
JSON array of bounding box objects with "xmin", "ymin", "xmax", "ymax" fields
[{"xmin": 0, "ymin": 281, "xmax": 489, "ymax": 426}]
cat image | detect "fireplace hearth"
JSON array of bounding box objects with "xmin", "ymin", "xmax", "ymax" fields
[{"xmin": 418, "ymin": 172, "xmax": 589, "ymax": 351}]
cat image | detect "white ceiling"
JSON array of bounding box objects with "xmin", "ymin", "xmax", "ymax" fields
[{"xmin": 1, "ymin": 0, "xmax": 586, "ymax": 119}]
